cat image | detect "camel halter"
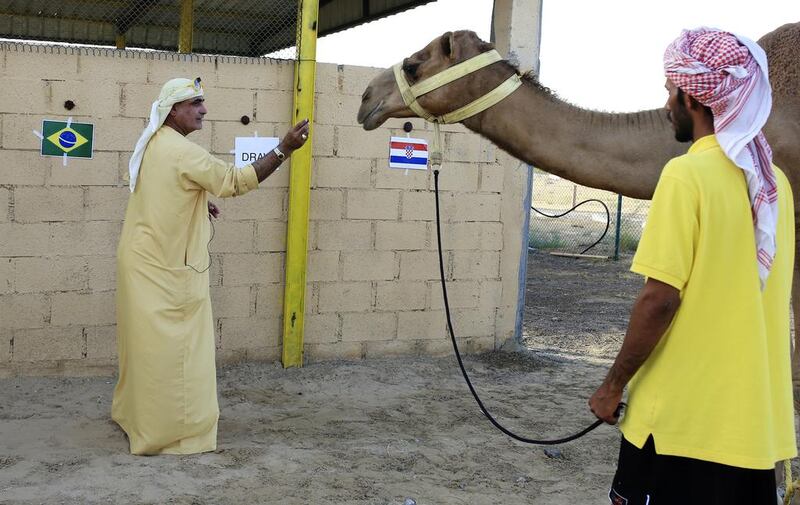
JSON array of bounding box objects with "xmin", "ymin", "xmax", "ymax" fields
[
  {"xmin": 398, "ymin": 50, "xmax": 625, "ymax": 444},
  {"xmin": 392, "ymin": 49, "xmax": 522, "ymax": 168}
]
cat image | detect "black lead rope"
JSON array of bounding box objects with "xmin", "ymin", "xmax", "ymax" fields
[
  {"xmin": 433, "ymin": 169, "xmax": 623, "ymax": 445},
  {"xmin": 531, "ymin": 199, "xmax": 611, "ymax": 255}
]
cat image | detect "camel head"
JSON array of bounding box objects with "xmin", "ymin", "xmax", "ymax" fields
[{"xmin": 357, "ymin": 30, "xmax": 502, "ymax": 130}]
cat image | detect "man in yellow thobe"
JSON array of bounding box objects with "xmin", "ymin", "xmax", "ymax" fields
[{"xmin": 113, "ymin": 78, "xmax": 309, "ymax": 455}]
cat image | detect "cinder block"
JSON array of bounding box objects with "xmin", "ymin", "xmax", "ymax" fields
[
  {"xmin": 6, "ymin": 48, "xmax": 79, "ymax": 81},
  {"xmin": 216, "ymin": 58, "xmax": 287, "ymax": 90},
  {"xmin": 375, "ymin": 281, "xmax": 426, "ymax": 311},
  {"xmin": 364, "ymin": 340, "xmax": 425, "ymax": 358},
  {"xmin": 208, "ymin": 221, "xmax": 255, "ymax": 254},
  {"xmin": 452, "ymin": 251, "xmax": 501, "ymax": 280},
  {"xmin": 375, "ymin": 221, "xmax": 428, "ymax": 251},
  {"xmin": 445, "ymin": 132, "xmax": 497, "ymax": 163},
  {"xmin": 342, "ymin": 251, "xmax": 396, "ymax": 281},
  {"xmin": 255, "ymin": 221, "xmax": 287, "ymax": 252},
  {"xmin": 0, "ymin": 293, "xmax": 49, "ymax": 329},
  {"xmin": 78, "ymin": 52, "xmax": 150, "ymax": 84},
  {"xmin": 317, "ymin": 221, "xmax": 372, "ymax": 250},
  {"xmin": 14, "ymin": 187, "xmax": 84, "ymax": 223},
  {"xmin": 0, "ymin": 150, "xmax": 48, "ymax": 185},
  {"xmin": 147, "ymin": 57, "xmax": 219, "ymax": 88},
  {"xmin": 434, "ymin": 223, "xmax": 487, "ymax": 251},
  {"xmin": 49, "ymin": 80, "xmax": 120, "ymax": 118},
  {"xmin": 427, "ymin": 162, "xmax": 479, "ymax": 192},
  {"xmin": 479, "ymin": 223, "xmax": 503, "ymax": 251},
  {"xmin": 304, "ymin": 313, "xmax": 340, "ymax": 344},
  {"xmin": 346, "ymin": 189, "xmax": 400, "ymax": 220},
  {"xmin": 428, "ymin": 280, "xmax": 480, "ymax": 310},
  {"xmin": 453, "ymin": 335, "xmax": 495, "ymax": 354},
  {"xmin": 480, "ymin": 163, "xmax": 505, "ymax": 192},
  {"xmin": 337, "ymin": 126, "xmax": 389, "ymax": 159},
  {"xmin": 398, "ymin": 251, "xmax": 441, "ymax": 280},
  {"xmin": 211, "ymin": 120, "xmax": 275, "ymax": 154},
  {"xmin": 223, "ymin": 252, "xmax": 284, "ymax": 286},
  {"xmin": 0, "ymin": 79, "xmax": 48, "ymax": 114},
  {"xmin": 255, "ymin": 90, "xmax": 292, "ymax": 124},
  {"xmin": 307, "ymin": 250, "xmax": 340, "ymax": 282},
  {"xmin": 311, "ymin": 124, "xmax": 335, "ymax": 157},
  {"xmin": 310, "ymin": 188, "xmax": 344, "ymax": 220},
  {"xmin": 375, "ymin": 167, "xmax": 429, "ymax": 190},
  {"xmin": 397, "ymin": 310, "xmax": 446, "ymax": 340},
  {"xmin": 312, "ymin": 156, "xmax": 372, "ymax": 189},
  {"xmin": 93, "ymin": 117, "xmax": 147, "ymax": 152},
  {"xmin": 304, "ymin": 341, "xmax": 363, "ymax": 363},
  {"xmin": 339, "ymin": 65, "xmax": 383, "ymax": 96},
  {"xmin": 0, "ymin": 188, "xmax": 8, "ymax": 223},
  {"xmin": 14, "ymin": 257, "xmax": 88, "ymax": 293},
  {"xmin": 451, "ymin": 308, "xmax": 497, "ymax": 337},
  {"xmin": 341, "ymin": 312, "xmax": 397, "ymax": 342},
  {"xmin": 220, "ymin": 188, "xmax": 285, "ymax": 220},
  {"xmin": 88, "ymin": 256, "xmax": 117, "ymax": 292},
  {"xmin": 120, "ymin": 83, "xmax": 162, "ymax": 118},
  {"xmin": 210, "ymin": 285, "xmax": 252, "ymax": 318},
  {"xmin": 318, "ymin": 282, "xmax": 372, "ymax": 313},
  {"xmin": 50, "ymin": 221, "xmax": 122, "ymax": 256},
  {"xmin": 479, "ymin": 280, "xmax": 502, "ymax": 308},
  {"xmin": 450, "ymin": 194, "xmax": 502, "ymax": 222},
  {"xmin": 205, "ymin": 88, "xmax": 257, "ymax": 122},
  {"xmin": 197, "ymin": 256, "xmax": 221, "ymax": 291},
  {"xmin": 1, "ymin": 331, "xmax": 10, "ymax": 362},
  {"xmin": 218, "ymin": 317, "xmax": 281, "ymax": 351},
  {"xmin": 49, "ymin": 152, "xmax": 120, "ymax": 186},
  {"xmin": 51, "ymin": 291, "xmax": 115, "ymax": 326},
  {"xmin": 401, "ymin": 191, "xmax": 436, "ymax": 221},
  {"xmin": 315, "ymin": 64, "xmax": 342, "ymax": 95},
  {"xmin": 12, "ymin": 327, "xmax": 83, "ymax": 362},
  {"xmin": 85, "ymin": 187, "xmax": 129, "ymax": 222},
  {"xmin": 0, "ymin": 258, "xmax": 12, "ymax": 294},
  {"xmin": 260, "ymin": 160, "xmax": 290, "ymax": 188},
  {"xmin": 85, "ymin": 325, "xmax": 117, "ymax": 360},
  {"xmin": 0, "ymin": 223, "xmax": 50, "ymax": 256},
  {"xmin": 314, "ymin": 94, "xmax": 362, "ymax": 127},
  {"xmin": 254, "ymin": 283, "xmax": 283, "ymax": 318}
]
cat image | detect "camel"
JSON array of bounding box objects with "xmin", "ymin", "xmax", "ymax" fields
[{"xmin": 356, "ymin": 24, "xmax": 800, "ymax": 383}]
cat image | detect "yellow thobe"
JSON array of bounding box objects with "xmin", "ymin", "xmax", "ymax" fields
[{"xmin": 112, "ymin": 126, "xmax": 258, "ymax": 455}]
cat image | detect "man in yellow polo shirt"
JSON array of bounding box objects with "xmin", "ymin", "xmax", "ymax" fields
[{"xmin": 589, "ymin": 28, "xmax": 796, "ymax": 503}]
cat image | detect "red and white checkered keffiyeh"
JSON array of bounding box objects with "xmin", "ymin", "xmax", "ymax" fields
[{"xmin": 664, "ymin": 28, "xmax": 777, "ymax": 289}]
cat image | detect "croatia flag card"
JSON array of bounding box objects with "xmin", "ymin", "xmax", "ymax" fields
[{"xmin": 389, "ymin": 137, "xmax": 429, "ymax": 170}]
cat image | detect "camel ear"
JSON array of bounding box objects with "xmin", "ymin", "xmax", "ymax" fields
[{"xmin": 441, "ymin": 31, "xmax": 457, "ymax": 60}]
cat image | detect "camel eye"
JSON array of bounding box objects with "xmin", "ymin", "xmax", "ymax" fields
[{"xmin": 402, "ymin": 62, "xmax": 419, "ymax": 78}]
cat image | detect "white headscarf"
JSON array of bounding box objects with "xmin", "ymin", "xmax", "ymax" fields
[
  {"xmin": 664, "ymin": 28, "xmax": 777, "ymax": 289},
  {"xmin": 128, "ymin": 77, "xmax": 204, "ymax": 192}
]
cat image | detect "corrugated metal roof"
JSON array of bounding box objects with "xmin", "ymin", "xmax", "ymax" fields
[{"xmin": 0, "ymin": 0, "xmax": 435, "ymax": 57}]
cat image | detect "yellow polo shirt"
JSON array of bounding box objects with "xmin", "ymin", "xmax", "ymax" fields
[{"xmin": 620, "ymin": 134, "xmax": 796, "ymax": 469}]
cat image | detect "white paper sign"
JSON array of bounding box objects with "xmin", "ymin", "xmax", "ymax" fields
[{"xmin": 234, "ymin": 136, "xmax": 280, "ymax": 168}]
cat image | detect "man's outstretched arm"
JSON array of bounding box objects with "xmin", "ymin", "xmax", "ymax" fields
[{"xmin": 589, "ymin": 278, "xmax": 680, "ymax": 424}]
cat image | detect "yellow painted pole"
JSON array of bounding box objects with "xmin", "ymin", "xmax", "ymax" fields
[
  {"xmin": 115, "ymin": 34, "xmax": 126, "ymax": 49},
  {"xmin": 178, "ymin": 0, "xmax": 194, "ymax": 53},
  {"xmin": 282, "ymin": 0, "xmax": 319, "ymax": 368}
]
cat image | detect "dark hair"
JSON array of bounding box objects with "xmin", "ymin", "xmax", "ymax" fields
[{"xmin": 676, "ymin": 88, "xmax": 713, "ymax": 117}]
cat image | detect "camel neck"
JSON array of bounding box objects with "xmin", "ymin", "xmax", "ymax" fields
[{"xmin": 462, "ymin": 80, "xmax": 686, "ymax": 199}]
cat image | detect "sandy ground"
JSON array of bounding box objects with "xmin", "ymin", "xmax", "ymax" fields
[{"xmin": 0, "ymin": 252, "xmax": 733, "ymax": 504}]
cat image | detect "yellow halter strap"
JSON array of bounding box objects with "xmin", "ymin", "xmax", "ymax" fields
[{"xmin": 392, "ymin": 49, "xmax": 522, "ymax": 125}]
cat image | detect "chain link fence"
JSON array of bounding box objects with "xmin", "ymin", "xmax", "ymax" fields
[
  {"xmin": 529, "ymin": 169, "xmax": 650, "ymax": 259},
  {"xmin": 0, "ymin": 0, "xmax": 300, "ymax": 60}
]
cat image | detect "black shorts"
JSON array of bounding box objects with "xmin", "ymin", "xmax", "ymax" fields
[{"xmin": 610, "ymin": 435, "xmax": 776, "ymax": 505}]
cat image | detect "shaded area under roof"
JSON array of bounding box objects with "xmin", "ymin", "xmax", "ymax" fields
[{"xmin": 0, "ymin": 0, "xmax": 436, "ymax": 57}]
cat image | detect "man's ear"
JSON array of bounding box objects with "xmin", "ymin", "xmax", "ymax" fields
[{"xmin": 441, "ymin": 31, "xmax": 457, "ymax": 60}]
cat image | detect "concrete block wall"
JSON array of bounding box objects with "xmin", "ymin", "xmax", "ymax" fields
[{"xmin": 0, "ymin": 43, "xmax": 528, "ymax": 376}]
